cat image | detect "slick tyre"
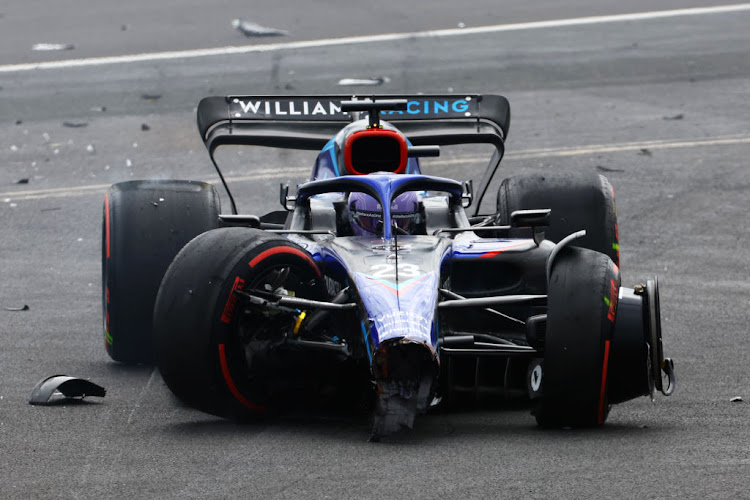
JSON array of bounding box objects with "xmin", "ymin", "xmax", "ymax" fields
[
  {"xmin": 153, "ymin": 228, "xmax": 326, "ymax": 419},
  {"xmin": 536, "ymin": 247, "xmax": 621, "ymax": 427},
  {"xmin": 102, "ymin": 180, "xmax": 220, "ymax": 364},
  {"xmin": 496, "ymin": 173, "xmax": 619, "ymax": 266}
]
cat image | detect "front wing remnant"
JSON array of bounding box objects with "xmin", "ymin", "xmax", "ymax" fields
[{"xmin": 29, "ymin": 375, "xmax": 107, "ymax": 405}]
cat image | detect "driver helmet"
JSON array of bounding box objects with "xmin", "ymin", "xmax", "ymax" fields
[{"xmin": 348, "ymin": 191, "xmax": 420, "ymax": 236}]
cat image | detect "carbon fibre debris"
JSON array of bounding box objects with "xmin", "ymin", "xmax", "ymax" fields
[
  {"xmin": 3, "ymin": 304, "xmax": 29, "ymax": 311},
  {"xmin": 29, "ymin": 375, "xmax": 106, "ymax": 405}
]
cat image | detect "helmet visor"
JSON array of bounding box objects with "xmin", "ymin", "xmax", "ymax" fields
[
  {"xmin": 351, "ymin": 208, "xmax": 384, "ymax": 235},
  {"xmin": 391, "ymin": 212, "xmax": 419, "ymax": 234}
]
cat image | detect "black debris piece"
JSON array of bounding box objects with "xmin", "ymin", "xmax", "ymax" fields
[
  {"xmin": 29, "ymin": 375, "xmax": 106, "ymax": 405},
  {"xmin": 638, "ymin": 148, "xmax": 652, "ymax": 156},
  {"xmin": 232, "ymin": 18, "xmax": 288, "ymax": 37},
  {"xmin": 63, "ymin": 121, "xmax": 88, "ymax": 128},
  {"xmin": 16, "ymin": 178, "xmax": 29, "ymax": 184},
  {"xmin": 41, "ymin": 207, "xmax": 61, "ymax": 212},
  {"xmin": 663, "ymin": 114, "xmax": 684, "ymax": 121},
  {"xmin": 141, "ymin": 94, "xmax": 162, "ymax": 101},
  {"xmin": 15, "ymin": 119, "xmax": 22, "ymax": 125},
  {"xmin": 90, "ymin": 106, "xmax": 107, "ymax": 112},
  {"xmin": 141, "ymin": 123, "xmax": 151, "ymax": 131},
  {"xmin": 596, "ymin": 166, "xmax": 625, "ymax": 173},
  {"xmin": 730, "ymin": 396, "xmax": 743, "ymax": 403},
  {"xmin": 4, "ymin": 304, "xmax": 30, "ymax": 311}
]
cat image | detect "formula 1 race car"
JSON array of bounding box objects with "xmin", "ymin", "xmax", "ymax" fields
[{"xmin": 102, "ymin": 94, "xmax": 675, "ymax": 437}]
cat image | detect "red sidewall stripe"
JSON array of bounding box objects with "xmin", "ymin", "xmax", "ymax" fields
[
  {"xmin": 104, "ymin": 194, "xmax": 111, "ymax": 353},
  {"xmin": 104, "ymin": 193, "xmax": 111, "ymax": 259},
  {"xmin": 597, "ymin": 339, "xmax": 611, "ymax": 424},
  {"xmin": 248, "ymin": 246, "xmax": 321, "ymax": 276},
  {"xmin": 218, "ymin": 343, "xmax": 266, "ymax": 412}
]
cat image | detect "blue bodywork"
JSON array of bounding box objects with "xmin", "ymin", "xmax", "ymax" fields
[
  {"xmin": 288, "ymin": 171, "xmax": 535, "ymax": 375},
  {"xmin": 284, "ymin": 168, "xmax": 540, "ymax": 434}
]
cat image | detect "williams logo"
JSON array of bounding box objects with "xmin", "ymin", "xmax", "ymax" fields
[
  {"xmin": 232, "ymin": 98, "xmax": 344, "ymax": 118},
  {"xmin": 228, "ymin": 96, "xmax": 478, "ymax": 121}
]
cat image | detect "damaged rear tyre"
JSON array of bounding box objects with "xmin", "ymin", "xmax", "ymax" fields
[
  {"xmin": 153, "ymin": 228, "xmax": 327, "ymax": 419},
  {"xmin": 102, "ymin": 180, "xmax": 220, "ymax": 364},
  {"xmin": 536, "ymin": 247, "xmax": 620, "ymax": 427}
]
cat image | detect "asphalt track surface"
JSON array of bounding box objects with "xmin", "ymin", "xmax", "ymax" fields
[{"xmin": 1, "ymin": 2, "xmax": 749, "ymax": 498}]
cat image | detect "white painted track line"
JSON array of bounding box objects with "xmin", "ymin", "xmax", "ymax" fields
[
  {"xmin": 4, "ymin": 134, "xmax": 750, "ymax": 201},
  {"xmin": 1, "ymin": 4, "xmax": 749, "ymax": 73}
]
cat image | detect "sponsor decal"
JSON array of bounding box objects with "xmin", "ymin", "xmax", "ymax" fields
[
  {"xmin": 233, "ymin": 98, "xmax": 343, "ymax": 117},
  {"xmin": 220, "ymin": 276, "xmax": 245, "ymax": 324},
  {"xmin": 229, "ymin": 96, "xmax": 477, "ymax": 120},
  {"xmin": 383, "ymin": 99, "xmax": 471, "ymax": 116}
]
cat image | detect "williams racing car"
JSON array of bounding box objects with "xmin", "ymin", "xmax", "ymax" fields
[{"xmin": 101, "ymin": 94, "xmax": 675, "ymax": 437}]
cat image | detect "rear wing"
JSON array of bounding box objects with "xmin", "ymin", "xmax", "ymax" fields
[
  {"xmin": 196, "ymin": 94, "xmax": 510, "ymax": 217},
  {"xmin": 196, "ymin": 94, "xmax": 510, "ymax": 153}
]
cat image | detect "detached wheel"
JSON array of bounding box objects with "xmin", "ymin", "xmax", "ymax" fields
[
  {"xmin": 536, "ymin": 247, "xmax": 621, "ymax": 427},
  {"xmin": 496, "ymin": 173, "xmax": 619, "ymax": 266},
  {"xmin": 102, "ymin": 180, "xmax": 220, "ymax": 364},
  {"xmin": 153, "ymin": 228, "xmax": 326, "ymax": 419}
]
